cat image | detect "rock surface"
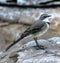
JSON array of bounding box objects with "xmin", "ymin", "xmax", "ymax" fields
[{"xmin": 0, "ymin": 37, "xmax": 60, "ymax": 63}]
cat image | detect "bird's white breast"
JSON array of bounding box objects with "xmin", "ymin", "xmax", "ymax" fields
[{"xmin": 32, "ymin": 23, "xmax": 49, "ymax": 37}]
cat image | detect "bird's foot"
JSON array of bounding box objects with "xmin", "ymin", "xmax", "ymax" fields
[
  {"xmin": 34, "ymin": 37, "xmax": 47, "ymax": 50},
  {"xmin": 35, "ymin": 45, "xmax": 47, "ymax": 50},
  {"xmin": 39, "ymin": 45, "xmax": 47, "ymax": 50}
]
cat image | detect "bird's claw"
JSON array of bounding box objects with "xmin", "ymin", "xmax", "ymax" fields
[{"xmin": 35, "ymin": 45, "xmax": 47, "ymax": 50}]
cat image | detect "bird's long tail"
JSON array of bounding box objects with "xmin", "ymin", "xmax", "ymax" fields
[{"xmin": 5, "ymin": 32, "xmax": 29, "ymax": 51}]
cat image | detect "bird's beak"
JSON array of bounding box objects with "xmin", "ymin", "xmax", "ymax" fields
[{"xmin": 47, "ymin": 15, "xmax": 51, "ymax": 17}]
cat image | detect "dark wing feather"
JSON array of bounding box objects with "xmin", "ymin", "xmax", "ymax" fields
[
  {"xmin": 23, "ymin": 21, "xmax": 45, "ymax": 34},
  {"xmin": 5, "ymin": 21, "xmax": 46, "ymax": 51}
]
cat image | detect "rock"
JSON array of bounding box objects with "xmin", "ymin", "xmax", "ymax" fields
[
  {"xmin": 0, "ymin": 36, "xmax": 60, "ymax": 63},
  {"xmin": 17, "ymin": 56, "xmax": 60, "ymax": 63},
  {"xmin": 16, "ymin": 37, "xmax": 60, "ymax": 63}
]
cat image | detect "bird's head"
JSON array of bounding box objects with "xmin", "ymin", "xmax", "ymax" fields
[{"xmin": 40, "ymin": 14, "xmax": 51, "ymax": 20}]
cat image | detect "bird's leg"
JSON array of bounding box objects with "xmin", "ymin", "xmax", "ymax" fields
[
  {"xmin": 34, "ymin": 37, "xmax": 46, "ymax": 50},
  {"xmin": 34, "ymin": 37, "xmax": 40, "ymax": 49}
]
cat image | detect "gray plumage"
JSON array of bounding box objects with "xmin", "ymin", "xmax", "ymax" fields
[{"xmin": 5, "ymin": 14, "xmax": 51, "ymax": 51}]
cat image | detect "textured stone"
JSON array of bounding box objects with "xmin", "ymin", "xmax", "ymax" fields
[{"xmin": 16, "ymin": 37, "xmax": 60, "ymax": 63}]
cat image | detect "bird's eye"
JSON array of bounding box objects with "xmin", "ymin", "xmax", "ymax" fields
[{"xmin": 47, "ymin": 22, "xmax": 50, "ymax": 25}]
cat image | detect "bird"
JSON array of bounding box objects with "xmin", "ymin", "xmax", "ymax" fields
[{"xmin": 5, "ymin": 14, "xmax": 51, "ymax": 51}]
